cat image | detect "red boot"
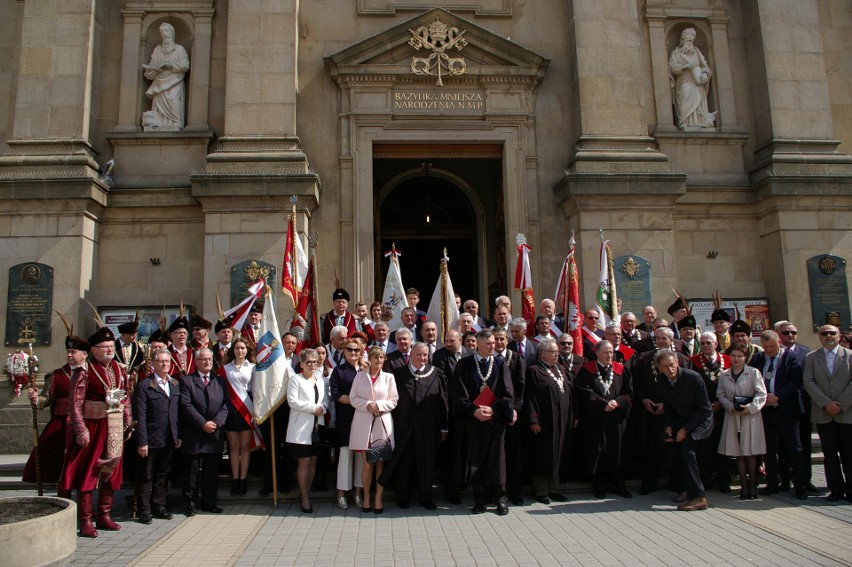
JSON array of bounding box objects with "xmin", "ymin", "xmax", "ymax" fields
[
  {"xmin": 95, "ymin": 488, "xmax": 121, "ymax": 531},
  {"xmin": 78, "ymin": 491, "xmax": 98, "ymax": 538}
]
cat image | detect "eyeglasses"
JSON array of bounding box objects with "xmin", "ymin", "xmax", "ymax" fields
[
  {"xmin": 303, "ymin": 360, "xmax": 319, "ymax": 365},
  {"xmin": 586, "ymin": 315, "xmax": 599, "ymax": 320},
  {"xmin": 699, "ymin": 341, "xmax": 715, "ymax": 345},
  {"xmin": 781, "ymin": 330, "xmax": 797, "ymax": 336},
  {"xmin": 559, "ymin": 342, "xmax": 573, "ymax": 346},
  {"xmin": 153, "ymin": 359, "xmax": 170, "ymax": 364},
  {"xmin": 93, "ymin": 345, "xmax": 114, "ymax": 350},
  {"xmin": 820, "ymin": 331, "xmax": 837, "ymax": 336},
  {"xmin": 345, "ymin": 347, "xmax": 361, "ymax": 353}
]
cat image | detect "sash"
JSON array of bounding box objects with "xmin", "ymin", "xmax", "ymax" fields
[
  {"xmin": 581, "ymin": 327, "xmax": 601, "ymax": 344},
  {"xmin": 221, "ymin": 366, "xmax": 264, "ymax": 450}
]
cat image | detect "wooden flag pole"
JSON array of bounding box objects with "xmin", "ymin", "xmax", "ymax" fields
[{"xmin": 270, "ymin": 412, "xmax": 278, "ymax": 510}]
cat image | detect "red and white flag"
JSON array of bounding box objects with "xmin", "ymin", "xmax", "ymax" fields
[
  {"xmin": 554, "ymin": 234, "xmax": 583, "ymax": 357},
  {"xmin": 514, "ymin": 233, "xmax": 536, "ymax": 336},
  {"xmin": 224, "ymin": 279, "xmax": 265, "ymax": 331},
  {"xmin": 290, "ymin": 255, "xmax": 320, "ymax": 353},
  {"xmin": 281, "ymin": 214, "xmax": 299, "ymax": 308}
]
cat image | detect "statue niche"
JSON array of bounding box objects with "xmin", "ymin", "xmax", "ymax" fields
[
  {"xmin": 669, "ymin": 27, "xmax": 715, "ymax": 131},
  {"xmin": 142, "ymin": 22, "xmax": 190, "ymax": 131}
]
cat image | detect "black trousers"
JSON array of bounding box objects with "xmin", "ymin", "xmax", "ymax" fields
[
  {"xmin": 259, "ymin": 404, "xmax": 293, "ymax": 491},
  {"xmin": 762, "ymin": 407, "xmax": 807, "ymax": 488},
  {"xmin": 504, "ymin": 421, "xmax": 525, "ymax": 498},
  {"xmin": 392, "ymin": 441, "xmax": 434, "ymax": 499},
  {"xmin": 136, "ymin": 442, "xmax": 174, "ymax": 515},
  {"xmin": 816, "ymin": 421, "xmax": 852, "ymax": 496},
  {"xmin": 183, "ymin": 452, "xmax": 222, "ymax": 508},
  {"xmin": 669, "ymin": 436, "xmax": 705, "ymax": 499},
  {"xmin": 799, "ymin": 400, "xmax": 814, "ymax": 483}
]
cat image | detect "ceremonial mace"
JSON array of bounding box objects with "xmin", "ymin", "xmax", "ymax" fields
[{"xmin": 27, "ymin": 342, "xmax": 43, "ymax": 496}]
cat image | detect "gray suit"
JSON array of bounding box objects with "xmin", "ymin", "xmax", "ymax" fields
[{"xmin": 803, "ymin": 346, "xmax": 852, "ymax": 497}]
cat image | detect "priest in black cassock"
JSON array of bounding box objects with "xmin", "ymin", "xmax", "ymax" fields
[
  {"xmin": 525, "ymin": 337, "xmax": 573, "ymax": 504},
  {"xmin": 575, "ymin": 340, "xmax": 634, "ymax": 499},
  {"xmin": 378, "ymin": 343, "xmax": 447, "ymax": 510},
  {"xmin": 452, "ymin": 329, "xmax": 515, "ymax": 515}
]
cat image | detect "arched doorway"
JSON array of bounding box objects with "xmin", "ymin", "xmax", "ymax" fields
[{"xmin": 374, "ymin": 157, "xmax": 504, "ymax": 309}]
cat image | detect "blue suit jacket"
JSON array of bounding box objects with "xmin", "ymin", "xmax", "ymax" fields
[{"xmin": 750, "ymin": 350, "xmax": 804, "ymax": 417}]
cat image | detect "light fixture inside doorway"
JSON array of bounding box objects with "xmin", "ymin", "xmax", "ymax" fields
[{"xmin": 424, "ymin": 194, "xmax": 432, "ymax": 224}]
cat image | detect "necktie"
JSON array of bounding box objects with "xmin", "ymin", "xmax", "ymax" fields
[
  {"xmin": 334, "ymin": 350, "xmax": 341, "ymax": 364},
  {"xmin": 496, "ymin": 353, "xmax": 504, "ymax": 362},
  {"xmin": 519, "ymin": 342, "xmax": 525, "ymax": 357},
  {"xmin": 767, "ymin": 357, "xmax": 775, "ymax": 373},
  {"xmin": 684, "ymin": 341, "xmax": 691, "ymax": 356},
  {"xmin": 202, "ymin": 375, "xmax": 209, "ymax": 387},
  {"xmin": 478, "ymin": 357, "xmax": 489, "ymax": 373},
  {"xmin": 404, "ymin": 353, "xmax": 410, "ymax": 365}
]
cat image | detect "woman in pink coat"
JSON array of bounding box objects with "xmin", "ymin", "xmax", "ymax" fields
[{"xmin": 350, "ymin": 346, "xmax": 399, "ymax": 513}]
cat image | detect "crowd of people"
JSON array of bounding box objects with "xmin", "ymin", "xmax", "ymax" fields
[{"xmin": 21, "ymin": 286, "xmax": 852, "ymax": 537}]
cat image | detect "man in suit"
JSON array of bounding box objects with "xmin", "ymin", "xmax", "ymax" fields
[
  {"xmin": 494, "ymin": 327, "xmax": 526, "ymax": 505},
  {"xmin": 750, "ymin": 330, "xmax": 808, "ymax": 499},
  {"xmin": 115, "ymin": 320, "xmax": 145, "ymax": 374},
  {"xmin": 179, "ymin": 349, "xmax": 229, "ymax": 515},
  {"xmin": 580, "ymin": 309, "xmax": 605, "ymax": 360},
  {"xmin": 325, "ymin": 325, "xmax": 348, "ymax": 371},
  {"xmin": 636, "ymin": 305, "xmax": 657, "ymax": 333},
  {"xmin": 463, "ymin": 299, "xmax": 492, "ymax": 331},
  {"xmin": 371, "ymin": 321, "xmax": 396, "ymax": 355},
  {"xmin": 556, "ymin": 333, "xmax": 584, "ymax": 379},
  {"xmin": 678, "ymin": 315, "xmax": 700, "ymax": 358},
  {"xmin": 620, "ymin": 312, "xmax": 647, "ymax": 349},
  {"xmin": 540, "ymin": 299, "xmax": 563, "ymax": 334},
  {"xmin": 780, "ymin": 321, "xmax": 815, "ymax": 491},
  {"xmin": 508, "ymin": 317, "xmax": 537, "ymax": 366},
  {"xmin": 432, "ymin": 330, "xmax": 471, "ymax": 383},
  {"xmin": 133, "ymin": 348, "xmax": 181, "ymax": 524},
  {"xmin": 491, "ymin": 306, "xmax": 511, "ymax": 334},
  {"xmin": 451, "ymin": 329, "xmax": 515, "ymax": 515},
  {"xmin": 421, "ymin": 321, "xmax": 440, "ymax": 363},
  {"xmin": 391, "ymin": 307, "xmax": 422, "ymax": 343},
  {"xmin": 657, "ymin": 350, "xmax": 713, "ymax": 511},
  {"xmin": 385, "ymin": 327, "xmax": 414, "ymax": 372},
  {"xmin": 803, "ymin": 324, "xmax": 852, "ymax": 502}
]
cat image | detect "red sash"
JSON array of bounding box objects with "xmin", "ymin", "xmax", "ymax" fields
[{"xmin": 220, "ymin": 366, "xmax": 265, "ymax": 450}]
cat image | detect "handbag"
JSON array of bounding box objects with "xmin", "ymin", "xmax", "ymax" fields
[
  {"xmin": 366, "ymin": 416, "xmax": 393, "ymax": 464},
  {"xmin": 733, "ymin": 395, "xmax": 754, "ymax": 411},
  {"xmin": 312, "ymin": 424, "xmax": 337, "ymax": 448}
]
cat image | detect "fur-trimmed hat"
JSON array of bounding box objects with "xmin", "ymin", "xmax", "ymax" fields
[
  {"xmin": 167, "ymin": 317, "xmax": 190, "ymax": 334},
  {"xmin": 730, "ymin": 319, "xmax": 751, "ymax": 336},
  {"xmin": 677, "ymin": 314, "xmax": 697, "ymax": 330},
  {"xmin": 711, "ymin": 309, "xmax": 731, "ymax": 323},
  {"xmin": 88, "ymin": 326, "xmax": 115, "ymax": 347},
  {"xmin": 117, "ymin": 320, "xmax": 139, "ymax": 334},
  {"xmin": 332, "ymin": 288, "xmax": 350, "ymax": 302},
  {"xmin": 191, "ymin": 315, "xmax": 212, "ymax": 330}
]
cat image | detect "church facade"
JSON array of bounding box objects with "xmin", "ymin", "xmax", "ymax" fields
[{"xmin": 0, "ymin": 0, "xmax": 850, "ymax": 394}]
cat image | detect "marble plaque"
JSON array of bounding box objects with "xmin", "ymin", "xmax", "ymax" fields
[
  {"xmin": 5, "ymin": 262, "xmax": 53, "ymax": 346},
  {"xmin": 807, "ymin": 254, "xmax": 850, "ymax": 331},
  {"xmin": 614, "ymin": 255, "xmax": 652, "ymax": 316},
  {"xmin": 230, "ymin": 260, "xmax": 277, "ymax": 307}
]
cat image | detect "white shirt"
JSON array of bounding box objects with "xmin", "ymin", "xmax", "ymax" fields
[
  {"xmin": 155, "ymin": 373, "xmax": 170, "ymax": 397},
  {"xmin": 824, "ymin": 345, "xmax": 841, "ymax": 374}
]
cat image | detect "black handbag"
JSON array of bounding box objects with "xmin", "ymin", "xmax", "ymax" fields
[
  {"xmin": 366, "ymin": 416, "xmax": 393, "ymax": 464},
  {"xmin": 733, "ymin": 395, "xmax": 754, "ymax": 411},
  {"xmin": 312, "ymin": 424, "xmax": 337, "ymax": 448}
]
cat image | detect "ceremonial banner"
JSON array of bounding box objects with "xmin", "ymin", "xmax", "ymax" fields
[
  {"xmin": 224, "ymin": 279, "xmax": 265, "ymax": 331},
  {"xmin": 382, "ymin": 244, "xmax": 407, "ymax": 331},
  {"xmin": 514, "ymin": 234, "xmax": 536, "ymax": 335},
  {"xmin": 596, "ymin": 236, "xmax": 619, "ymax": 327},
  {"xmin": 281, "ymin": 215, "xmax": 298, "ymax": 308},
  {"xmin": 252, "ymin": 293, "xmax": 294, "ymax": 425},
  {"xmin": 554, "ymin": 234, "xmax": 583, "ymax": 357},
  {"xmin": 426, "ymin": 249, "xmax": 460, "ymax": 345},
  {"xmin": 290, "ymin": 255, "xmax": 320, "ymax": 352}
]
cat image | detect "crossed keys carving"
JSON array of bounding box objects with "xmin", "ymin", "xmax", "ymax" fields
[{"xmin": 409, "ymin": 18, "xmax": 468, "ymax": 87}]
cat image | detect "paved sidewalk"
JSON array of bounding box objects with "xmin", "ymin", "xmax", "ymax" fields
[{"xmin": 3, "ymin": 466, "xmax": 851, "ymax": 566}]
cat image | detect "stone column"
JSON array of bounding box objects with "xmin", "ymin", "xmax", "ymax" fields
[
  {"xmin": 186, "ymin": 8, "xmax": 214, "ymax": 132},
  {"xmin": 708, "ymin": 16, "xmax": 739, "ymax": 131},
  {"xmin": 645, "ymin": 14, "xmax": 675, "ymax": 133},
  {"xmin": 115, "ymin": 9, "xmax": 145, "ymax": 133}
]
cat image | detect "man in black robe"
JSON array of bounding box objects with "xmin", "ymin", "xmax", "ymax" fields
[
  {"xmin": 378, "ymin": 343, "xmax": 447, "ymax": 510},
  {"xmin": 575, "ymin": 340, "xmax": 633, "ymax": 499},
  {"xmin": 494, "ymin": 327, "xmax": 526, "ymax": 505},
  {"xmin": 557, "ymin": 333, "xmax": 583, "ymax": 379},
  {"xmin": 452, "ymin": 329, "xmax": 515, "ymax": 515},
  {"xmin": 658, "ymin": 350, "xmax": 713, "ymax": 511}
]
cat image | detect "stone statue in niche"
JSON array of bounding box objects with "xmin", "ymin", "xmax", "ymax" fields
[
  {"xmin": 142, "ymin": 23, "xmax": 190, "ymax": 131},
  {"xmin": 669, "ymin": 28, "xmax": 716, "ymax": 131}
]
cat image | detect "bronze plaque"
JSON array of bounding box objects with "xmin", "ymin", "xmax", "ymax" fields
[
  {"xmin": 5, "ymin": 262, "xmax": 53, "ymax": 346},
  {"xmin": 613, "ymin": 255, "xmax": 652, "ymax": 317},
  {"xmin": 230, "ymin": 260, "xmax": 277, "ymax": 307},
  {"xmin": 807, "ymin": 254, "xmax": 850, "ymax": 331}
]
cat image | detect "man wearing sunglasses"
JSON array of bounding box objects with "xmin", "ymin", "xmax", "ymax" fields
[
  {"xmin": 779, "ymin": 322, "xmax": 816, "ymax": 491},
  {"xmin": 803, "ymin": 325, "xmax": 852, "ymax": 502},
  {"xmin": 581, "ymin": 309, "xmax": 605, "ymax": 361}
]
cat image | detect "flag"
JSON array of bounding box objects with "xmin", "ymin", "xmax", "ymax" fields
[
  {"xmin": 596, "ymin": 234, "xmax": 619, "ymax": 327},
  {"xmin": 290, "ymin": 254, "xmax": 320, "ymax": 353},
  {"xmin": 281, "ymin": 214, "xmax": 298, "ymax": 308},
  {"xmin": 426, "ymin": 249, "xmax": 460, "ymax": 345},
  {"xmin": 252, "ymin": 292, "xmax": 295, "ymax": 425},
  {"xmin": 224, "ymin": 279, "xmax": 265, "ymax": 331},
  {"xmin": 381, "ymin": 244, "xmax": 407, "ymax": 331},
  {"xmin": 554, "ymin": 234, "xmax": 583, "ymax": 357},
  {"xmin": 294, "ymin": 231, "xmax": 308, "ymax": 289},
  {"xmin": 514, "ymin": 234, "xmax": 536, "ymax": 335}
]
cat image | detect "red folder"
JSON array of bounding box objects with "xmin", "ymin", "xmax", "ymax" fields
[{"xmin": 473, "ymin": 387, "xmax": 496, "ymax": 408}]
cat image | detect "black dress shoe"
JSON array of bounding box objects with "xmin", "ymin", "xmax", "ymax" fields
[
  {"xmin": 496, "ymin": 502, "xmax": 509, "ymax": 516},
  {"xmin": 445, "ymin": 492, "xmax": 462, "ymax": 505},
  {"xmin": 398, "ymin": 499, "xmax": 410, "ymax": 509},
  {"xmin": 185, "ymin": 505, "xmax": 197, "ymax": 517},
  {"xmin": 420, "ymin": 500, "xmax": 437, "ymax": 511},
  {"xmin": 373, "ymin": 507, "xmax": 384, "ymax": 515},
  {"xmin": 536, "ymin": 495, "xmax": 551, "ymax": 505},
  {"xmin": 806, "ymin": 482, "xmax": 818, "ymax": 492},
  {"xmin": 472, "ymin": 504, "xmax": 486, "ymax": 514},
  {"xmin": 795, "ymin": 487, "xmax": 808, "ymax": 500},
  {"xmin": 361, "ymin": 506, "xmax": 372, "ymax": 513},
  {"xmin": 638, "ymin": 487, "xmax": 654, "ymax": 495},
  {"xmin": 611, "ymin": 488, "xmax": 633, "ymax": 499},
  {"xmin": 301, "ymin": 506, "xmax": 314, "ymax": 513},
  {"xmin": 779, "ymin": 481, "xmax": 791, "ymax": 491},
  {"xmin": 717, "ymin": 484, "xmax": 731, "ymax": 494},
  {"xmin": 593, "ymin": 489, "xmax": 606, "ymax": 499},
  {"xmin": 826, "ymin": 492, "xmax": 844, "ymax": 502},
  {"xmin": 509, "ymin": 496, "xmax": 524, "ymax": 506},
  {"xmin": 138, "ymin": 514, "xmax": 152, "ymax": 525},
  {"xmin": 760, "ymin": 486, "xmax": 778, "ymax": 496},
  {"xmin": 201, "ymin": 504, "xmax": 224, "ymax": 514},
  {"xmin": 153, "ymin": 510, "xmax": 173, "ymax": 520},
  {"xmin": 549, "ymin": 493, "xmax": 569, "ymax": 502}
]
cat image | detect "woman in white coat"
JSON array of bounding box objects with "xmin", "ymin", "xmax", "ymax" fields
[
  {"xmin": 286, "ymin": 348, "xmax": 331, "ymax": 513},
  {"xmin": 717, "ymin": 344, "xmax": 767, "ymax": 499},
  {"xmin": 350, "ymin": 346, "xmax": 399, "ymax": 513}
]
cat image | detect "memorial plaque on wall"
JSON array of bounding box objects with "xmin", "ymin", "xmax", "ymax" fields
[
  {"xmin": 230, "ymin": 260, "xmax": 277, "ymax": 307},
  {"xmin": 614, "ymin": 255, "xmax": 652, "ymax": 316},
  {"xmin": 806, "ymin": 254, "xmax": 850, "ymax": 331},
  {"xmin": 5, "ymin": 262, "xmax": 53, "ymax": 346}
]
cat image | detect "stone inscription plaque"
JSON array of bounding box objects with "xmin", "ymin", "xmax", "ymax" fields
[
  {"xmin": 613, "ymin": 255, "xmax": 652, "ymax": 317},
  {"xmin": 807, "ymin": 254, "xmax": 850, "ymax": 331},
  {"xmin": 5, "ymin": 262, "xmax": 53, "ymax": 346},
  {"xmin": 230, "ymin": 260, "xmax": 277, "ymax": 308},
  {"xmin": 393, "ymin": 90, "xmax": 485, "ymax": 113}
]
